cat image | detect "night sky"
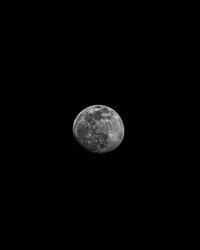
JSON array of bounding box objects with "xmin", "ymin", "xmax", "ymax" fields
[{"xmin": 9, "ymin": 5, "xmax": 180, "ymax": 241}]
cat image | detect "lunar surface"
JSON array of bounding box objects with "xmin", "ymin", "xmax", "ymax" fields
[{"xmin": 73, "ymin": 105, "xmax": 124, "ymax": 153}]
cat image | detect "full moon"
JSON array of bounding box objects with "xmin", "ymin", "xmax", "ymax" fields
[{"xmin": 73, "ymin": 105, "xmax": 124, "ymax": 153}]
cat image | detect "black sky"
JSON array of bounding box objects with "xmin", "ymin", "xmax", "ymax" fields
[{"xmin": 6, "ymin": 4, "xmax": 182, "ymax": 232}]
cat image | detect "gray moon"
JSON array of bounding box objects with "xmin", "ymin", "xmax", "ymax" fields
[{"xmin": 73, "ymin": 105, "xmax": 124, "ymax": 153}]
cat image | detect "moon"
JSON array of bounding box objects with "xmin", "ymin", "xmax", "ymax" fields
[{"xmin": 73, "ymin": 105, "xmax": 124, "ymax": 153}]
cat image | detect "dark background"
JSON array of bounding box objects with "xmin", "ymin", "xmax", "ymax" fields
[{"xmin": 4, "ymin": 4, "xmax": 185, "ymax": 244}]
